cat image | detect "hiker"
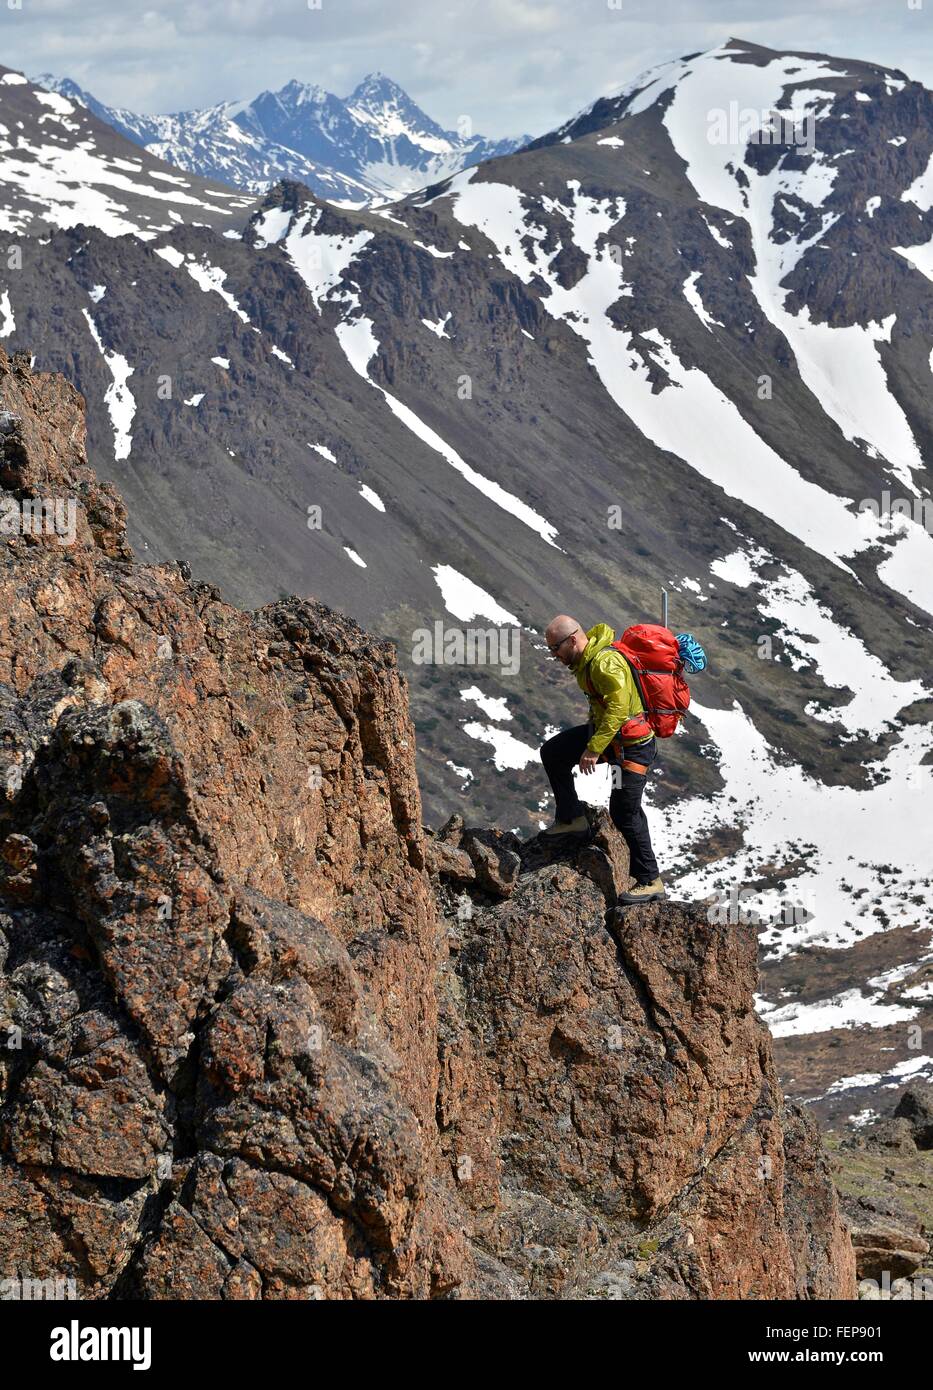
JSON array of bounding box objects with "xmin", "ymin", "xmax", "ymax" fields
[{"xmin": 539, "ymin": 615, "xmax": 666, "ymax": 904}]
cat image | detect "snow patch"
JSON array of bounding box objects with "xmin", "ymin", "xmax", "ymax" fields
[
  {"xmin": 682, "ymin": 270, "xmax": 722, "ymax": 330},
  {"xmin": 421, "ymin": 311, "xmax": 452, "ymax": 338},
  {"xmin": 335, "ymin": 315, "xmax": 561, "ymax": 549},
  {"xmin": 901, "ymin": 152, "xmax": 933, "ymax": 210},
  {"xmin": 413, "ymin": 239, "xmax": 454, "ymax": 258},
  {"xmin": 359, "ymin": 483, "xmax": 385, "ymax": 511},
  {"xmin": 460, "ymin": 686, "xmax": 511, "ymax": 721},
  {"xmin": 758, "ymin": 988, "xmax": 917, "ymax": 1038},
  {"xmin": 81, "ymin": 309, "xmax": 135, "ymax": 460},
  {"xmin": 184, "ymin": 258, "xmax": 250, "ymax": 322},
  {"xmin": 431, "ymin": 564, "xmax": 519, "ymax": 624},
  {"xmin": 711, "ymin": 545, "xmax": 928, "ymax": 738},
  {"xmin": 266, "ymin": 206, "xmax": 373, "ymax": 311},
  {"xmin": 0, "ymin": 289, "xmax": 14, "ymax": 337},
  {"xmin": 461, "ymin": 722, "xmax": 539, "ymax": 771},
  {"xmin": 651, "ymin": 698, "xmax": 933, "ymax": 958},
  {"xmin": 894, "ymin": 235, "xmax": 933, "ymax": 283}
]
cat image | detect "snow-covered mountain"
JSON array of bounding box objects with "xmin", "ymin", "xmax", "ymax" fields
[
  {"xmin": 32, "ymin": 71, "xmax": 529, "ymax": 205},
  {"xmin": 0, "ymin": 67, "xmax": 255, "ymax": 236},
  {"xmin": 3, "ymin": 39, "xmax": 933, "ymax": 1125}
]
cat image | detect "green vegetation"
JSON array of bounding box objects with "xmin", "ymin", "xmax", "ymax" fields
[{"xmin": 825, "ymin": 1133, "xmax": 933, "ymax": 1231}]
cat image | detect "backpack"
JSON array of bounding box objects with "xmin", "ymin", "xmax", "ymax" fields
[{"xmin": 610, "ymin": 625, "xmax": 706, "ymax": 739}]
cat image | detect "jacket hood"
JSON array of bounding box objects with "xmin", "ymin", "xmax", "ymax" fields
[{"xmin": 574, "ymin": 623, "xmax": 615, "ymax": 670}]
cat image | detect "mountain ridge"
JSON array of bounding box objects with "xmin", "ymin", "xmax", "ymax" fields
[{"xmin": 32, "ymin": 68, "xmax": 531, "ymax": 205}]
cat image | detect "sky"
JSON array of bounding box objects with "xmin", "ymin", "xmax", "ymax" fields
[{"xmin": 1, "ymin": 0, "xmax": 930, "ymax": 136}]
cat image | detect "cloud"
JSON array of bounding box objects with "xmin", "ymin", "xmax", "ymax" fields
[{"xmin": 2, "ymin": 0, "xmax": 931, "ymax": 138}]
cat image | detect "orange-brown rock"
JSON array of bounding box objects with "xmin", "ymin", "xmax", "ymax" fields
[{"xmin": 434, "ymin": 833, "xmax": 855, "ymax": 1299}]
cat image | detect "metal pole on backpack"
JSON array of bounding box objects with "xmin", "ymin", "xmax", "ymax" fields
[{"xmin": 661, "ymin": 588, "xmax": 669, "ymax": 629}]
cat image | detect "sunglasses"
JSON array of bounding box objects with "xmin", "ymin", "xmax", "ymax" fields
[{"xmin": 547, "ymin": 628, "xmax": 580, "ymax": 655}]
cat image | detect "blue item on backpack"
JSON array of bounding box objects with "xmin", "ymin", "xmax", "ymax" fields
[{"xmin": 676, "ymin": 632, "xmax": 707, "ymax": 674}]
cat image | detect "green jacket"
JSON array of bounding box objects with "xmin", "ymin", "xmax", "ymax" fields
[{"xmin": 573, "ymin": 623, "xmax": 651, "ymax": 757}]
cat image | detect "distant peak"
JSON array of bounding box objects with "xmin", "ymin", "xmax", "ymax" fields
[
  {"xmin": 31, "ymin": 72, "xmax": 90, "ymax": 99},
  {"xmin": 266, "ymin": 78, "xmax": 330, "ymax": 108},
  {"xmin": 279, "ymin": 78, "xmax": 326, "ymax": 96},
  {"xmin": 349, "ymin": 72, "xmax": 408, "ymax": 103}
]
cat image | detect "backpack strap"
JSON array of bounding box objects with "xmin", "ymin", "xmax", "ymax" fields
[
  {"xmin": 614, "ymin": 649, "xmax": 647, "ymax": 710},
  {"xmin": 583, "ymin": 650, "xmax": 652, "ymax": 752}
]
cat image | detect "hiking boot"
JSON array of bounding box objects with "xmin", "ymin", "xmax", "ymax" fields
[
  {"xmin": 617, "ymin": 877, "xmax": 667, "ymax": 905},
  {"xmin": 539, "ymin": 814, "xmax": 590, "ymax": 840}
]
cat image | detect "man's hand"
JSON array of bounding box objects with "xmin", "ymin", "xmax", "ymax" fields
[{"xmin": 579, "ymin": 750, "xmax": 599, "ymax": 775}]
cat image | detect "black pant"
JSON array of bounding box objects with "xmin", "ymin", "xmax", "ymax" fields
[{"xmin": 539, "ymin": 724, "xmax": 660, "ymax": 883}]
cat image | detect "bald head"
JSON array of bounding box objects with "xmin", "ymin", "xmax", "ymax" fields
[
  {"xmin": 545, "ymin": 614, "xmax": 578, "ymax": 644},
  {"xmin": 545, "ymin": 614, "xmax": 587, "ymax": 667}
]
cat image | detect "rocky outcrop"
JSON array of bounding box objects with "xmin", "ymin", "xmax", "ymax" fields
[
  {"xmin": 0, "ymin": 349, "xmax": 855, "ymax": 1298},
  {"xmin": 893, "ymin": 1081, "xmax": 933, "ymax": 1151},
  {"xmin": 431, "ymin": 825, "xmax": 854, "ymax": 1299},
  {"xmin": 831, "ymin": 1083, "xmax": 933, "ymax": 1296}
]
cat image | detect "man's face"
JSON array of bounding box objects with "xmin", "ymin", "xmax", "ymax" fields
[{"xmin": 547, "ymin": 628, "xmax": 581, "ymax": 667}]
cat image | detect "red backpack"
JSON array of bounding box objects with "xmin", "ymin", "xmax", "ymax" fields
[{"xmin": 612, "ymin": 624, "xmax": 690, "ymax": 739}]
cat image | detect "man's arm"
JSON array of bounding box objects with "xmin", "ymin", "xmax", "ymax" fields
[{"xmin": 585, "ymin": 652, "xmax": 639, "ymax": 756}]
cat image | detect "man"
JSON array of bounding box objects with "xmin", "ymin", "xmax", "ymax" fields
[{"xmin": 539, "ymin": 615, "xmax": 666, "ymax": 904}]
